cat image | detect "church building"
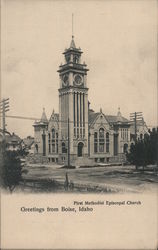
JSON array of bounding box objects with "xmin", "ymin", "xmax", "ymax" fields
[{"xmin": 33, "ymin": 36, "xmax": 142, "ymax": 165}]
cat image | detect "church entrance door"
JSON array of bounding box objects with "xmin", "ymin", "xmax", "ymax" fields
[{"xmin": 78, "ymin": 142, "xmax": 84, "ymax": 157}]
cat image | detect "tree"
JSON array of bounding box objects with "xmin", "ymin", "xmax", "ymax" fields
[
  {"xmin": 0, "ymin": 140, "xmax": 26, "ymax": 193},
  {"xmin": 127, "ymin": 127, "xmax": 158, "ymax": 170},
  {"xmin": 127, "ymin": 141, "xmax": 145, "ymax": 170},
  {"xmin": 147, "ymin": 128, "xmax": 158, "ymax": 165}
]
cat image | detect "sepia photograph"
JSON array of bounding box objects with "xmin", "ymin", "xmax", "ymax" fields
[{"xmin": 0, "ymin": 0, "xmax": 157, "ymax": 249}]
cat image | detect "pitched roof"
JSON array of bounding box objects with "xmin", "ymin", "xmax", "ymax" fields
[
  {"xmin": 88, "ymin": 111, "xmax": 129, "ymax": 126},
  {"xmin": 89, "ymin": 111, "xmax": 100, "ymax": 125},
  {"xmin": 105, "ymin": 115, "xmax": 129, "ymax": 123},
  {"xmin": 47, "ymin": 110, "xmax": 129, "ymax": 127}
]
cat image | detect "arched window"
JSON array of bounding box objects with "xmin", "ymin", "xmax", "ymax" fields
[
  {"xmin": 78, "ymin": 142, "xmax": 84, "ymax": 157},
  {"xmin": 48, "ymin": 133, "xmax": 51, "ymax": 153},
  {"xmin": 73, "ymin": 55, "xmax": 79, "ymax": 64},
  {"xmin": 52, "ymin": 144, "xmax": 55, "ymax": 153},
  {"xmin": 52, "ymin": 129, "xmax": 55, "ymax": 153},
  {"xmin": 99, "ymin": 128, "xmax": 104, "ymax": 152},
  {"xmin": 56, "ymin": 133, "xmax": 58, "ymax": 153},
  {"xmin": 62, "ymin": 142, "xmax": 67, "ymax": 154},
  {"xmin": 106, "ymin": 132, "xmax": 110, "ymax": 152},
  {"xmin": 94, "ymin": 132, "xmax": 98, "ymax": 153},
  {"xmin": 52, "ymin": 129, "xmax": 55, "ymax": 139},
  {"xmin": 50, "ymin": 129, "xmax": 58, "ymax": 154}
]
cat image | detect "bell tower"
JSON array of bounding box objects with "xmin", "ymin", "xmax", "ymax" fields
[{"xmin": 58, "ymin": 36, "xmax": 89, "ymax": 164}]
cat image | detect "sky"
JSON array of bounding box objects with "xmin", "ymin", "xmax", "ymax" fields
[{"xmin": 1, "ymin": 0, "xmax": 157, "ymax": 138}]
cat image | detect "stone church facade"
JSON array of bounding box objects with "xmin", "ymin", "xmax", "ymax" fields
[{"xmin": 33, "ymin": 37, "xmax": 148, "ymax": 165}]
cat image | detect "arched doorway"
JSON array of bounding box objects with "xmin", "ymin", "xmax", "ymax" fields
[
  {"xmin": 35, "ymin": 144, "xmax": 38, "ymax": 153},
  {"xmin": 123, "ymin": 143, "xmax": 128, "ymax": 153},
  {"xmin": 78, "ymin": 142, "xmax": 84, "ymax": 157}
]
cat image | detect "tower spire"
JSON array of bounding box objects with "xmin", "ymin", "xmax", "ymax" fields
[
  {"xmin": 70, "ymin": 13, "xmax": 76, "ymax": 48},
  {"xmin": 72, "ymin": 13, "xmax": 74, "ymax": 38},
  {"xmin": 117, "ymin": 107, "xmax": 123, "ymax": 122},
  {"xmin": 41, "ymin": 107, "xmax": 48, "ymax": 123}
]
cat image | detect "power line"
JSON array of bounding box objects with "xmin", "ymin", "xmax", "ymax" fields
[
  {"xmin": 0, "ymin": 114, "xmax": 157, "ymax": 127},
  {"xmin": 130, "ymin": 112, "xmax": 143, "ymax": 142},
  {"xmin": 0, "ymin": 98, "xmax": 10, "ymax": 138},
  {"xmin": 4, "ymin": 115, "xmax": 40, "ymax": 121}
]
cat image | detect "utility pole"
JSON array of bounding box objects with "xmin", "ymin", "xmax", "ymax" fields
[
  {"xmin": 67, "ymin": 117, "xmax": 70, "ymax": 167},
  {"xmin": 0, "ymin": 98, "xmax": 10, "ymax": 139},
  {"xmin": 130, "ymin": 112, "xmax": 143, "ymax": 142}
]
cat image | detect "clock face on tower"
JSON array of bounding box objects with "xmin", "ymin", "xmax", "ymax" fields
[
  {"xmin": 74, "ymin": 74, "xmax": 83, "ymax": 86},
  {"xmin": 62, "ymin": 74, "xmax": 69, "ymax": 87}
]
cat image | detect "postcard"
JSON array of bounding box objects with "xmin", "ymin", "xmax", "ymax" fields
[{"xmin": 0, "ymin": 0, "xmax": 157, "ymax": 249}]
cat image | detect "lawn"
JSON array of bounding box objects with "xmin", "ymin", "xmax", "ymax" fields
[{"xmin": 21, "ymin": 164, "xmax": 158, "ymax": 193}]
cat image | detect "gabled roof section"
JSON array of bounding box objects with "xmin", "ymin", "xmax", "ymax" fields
[
  {"xmin": 88, "ymin": 108, "xmax": 129, "ymax": 127},
  {"xmin": 49, "ymin": 109, "xmax": 59, "ymax": 122},
  {"xmin": 89, "ymin": 109, "xmax": 110, "ymax": 127}
]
